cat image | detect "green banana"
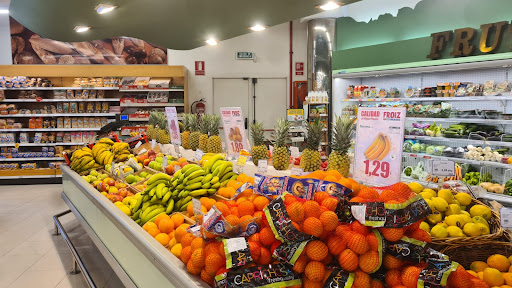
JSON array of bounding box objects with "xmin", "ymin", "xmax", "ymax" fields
[
  {"xmin": 132, "ymin": 196, "xmax": 143, "ymax": 212},
  {"xmin": 185, "ymin": 182, "xmax": 202, "ymax": 190},
  {"xmin": 162, "ymin": 190, "xmax": 172, "ymax": 204},
  {"xmin": 189, "ymin": 189, "xmax": 208, "ymax": 197},
  {"xmin": 180, "ymin": 196, "xmax": 192, "ymax": 210},
  {"xmin": 142, "ymin": 208, "xmax": 166, "ymax": 224},
  {"xmin": 207, "ymin": 188, "xmax": 217, "ymax": 195},
  {"xmin": 144, "ymin": 179, "xmax": 168, "ymax": 193},
  {"xmin": 184, "ymin": 170, "xmax": 206, "ymax": 182},
  {"xmin": 142, "ymin": 194, "xmax": 150, "ymax": 202},
  {"xmin": 202, "ymin": 183, "xmax": 211, "ymax": 189},
  {"xmin": 201, "ymin": 174, "xmax": 213, "ymax": 184},
  {"xmin": 166, "ymin": 199, "xmax": 175, "ymax": 213},
  {"xmin": 155, "ymin": 183, "xmax": 166, "ymax": 198},
  {"xmin": 141, "ymin": 204, "xmax": 159, "ymax": 220},
  {"xmin": 210, "ymin": 176, "xmax": 220, "ymax": 184},
  {"xmin": 151, "ymin": 195, "xmax": 158, "ymax": 203},
  {"xmin": 205, "ymin": 154, "xmax": 225, "ymax": 171},
  {"xmin": 132, "ymin": 209, "xmax": 141, "ymax": 221},
  {"xmin": 146, "ymin": 173, "xmax": 172, "ymax": 186},
  {"xmin": 211, "ymin": 182, "xmax": 221, "ymax": 189},
  {"xmin": 171, "ymin": 190, "xmax": 180, "ymax": 198},
  {"xmin": 183, "ymin": 166, "xmax": 203, "ymax": 178},
  {"xmin": 185, "ymin": 175, "xmax": 204, "ymax": 185},
  {"xmin": 149, "ymin": 187, "xmax": 156, "ymax": 197},
  {"xmin": 221, "ymin": 171, "xmax": 237, "ymax": 182},
  {"xmin": 178, "ymin": 190, "xmax": 190, "ymax": 198}
]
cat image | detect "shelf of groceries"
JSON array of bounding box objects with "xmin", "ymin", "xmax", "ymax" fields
[
  {"xmin": 404, "ymin": 135, "xmax": 512, "ymax": 148},
  {"xmin": 402, "ymin": 151, "xmax": 512, "ymax": 169},
  {"xmin": 344, "ymin": 95, "xmax": 512, "ymax": 102}
]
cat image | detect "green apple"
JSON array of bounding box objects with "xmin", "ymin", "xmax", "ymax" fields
[
  {"xmin": 125, "ymin": 174, "xmax": 136, "ymax": 184},
  {"xmin": 88, "ymin": 175, "xmax": 98, "ymax": 183},
  {"xmin": 153, "ymin": 162, "xmax": 162, "ymax": 171},
  {"xmin": 99, "ymin": 173, "xmax": 108, "ymax": 180},
  {"xmin": 82, "ymin": 175, "xmax": 91, "ymax": 183},
  {"xmin": 89, "ymin": 170, "xmax": 99, "ymax": 177},
  {"xmin": 155, "ymin": 157, "xmax": 163, "ymax": 163},
  {"xmin": 140, "ymin": 172, "xmax": 147, "ymax": 178}
]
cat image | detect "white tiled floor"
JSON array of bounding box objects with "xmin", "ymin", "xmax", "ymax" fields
[{"xmin": 0, "ymin": 184, "xmax": 123, "ymax": 288}]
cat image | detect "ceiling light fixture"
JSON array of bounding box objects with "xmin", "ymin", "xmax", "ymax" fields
[
  {"xmin": 250, "ymin": 25, "xmax": 266, "ymax": 32},
  {"xmin": 206, "ymin": 38, "xmax": 218, "ymax": 46},
  {"xmin": 318, "ymin": 1, "xmax": 341, "ymax": 10},
  {"xmin": 74, "ymin": 26, "xmax": 91, "ymax": 33},
  {"xmin": 0, "ymin": 9, "xmax": 9, "ymax": 14},
  {"xmin": 95, "ymin": 4, "xmax": 117, "ymax": 14},
  {"xmin": 314, "ymin": 26, "xmax": 327, "ymax": 31}
]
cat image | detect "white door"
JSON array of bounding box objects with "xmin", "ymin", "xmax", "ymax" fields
[
  {"xmin": 253, "ymin": 78, "xmax": 288, "ymax": 140},
  {"xmin": 212, "ymin": 78, "xmax": 251, "ymax": 143}
]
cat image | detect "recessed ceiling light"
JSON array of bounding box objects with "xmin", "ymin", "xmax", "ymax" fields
[
  {"xmin": 206, "ymin": 38, "xmax": 218, "ymax": 46},
  {"xmin": 0, "ymin": 9, "xmax": 9, "ymax": 14},
  {"xmin": 250, "ymin": 25, "xmax": 266, "ymax": 32},
  {"xmin": 95, "ymin": 4, "xmax": 117, "ymax": 14},
  {"xmin": 314, "ymin": 26, "xmax": 327, "ymax": 31},
  {"xmin": 318, "ymin": 1, "xmax": 341, "ymax": 10},
  {"xmin": 74, "ymin": 26, "xmax": 91, "ymax": 33}
]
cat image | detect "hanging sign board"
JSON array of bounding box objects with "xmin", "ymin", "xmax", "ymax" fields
[
  {"xmin": 220, "ymin": 107, "xmax": 250, "ymax": 157},
  {"xmin": 287, "ymin": 109, "xmax": 304, "ymax": 121},
  {"xmin": 165, "ymin": 107, "xmax": 181, "ymax": 145},
  {"xmin": 195, "ymin": 61, "xmax": 205, "ymax": 75},
  {"xmin": 354, "ymin": 107, "xmax": 406, "ymax": 186},
  {"xmin": 236, "ymin": 52, "xmax": 254, "ymax": 60},
  {"xmin": 295, "ymin": 62, "xmax": 304, "ymax": 75}
]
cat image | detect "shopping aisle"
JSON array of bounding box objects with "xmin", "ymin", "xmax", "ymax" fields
[{"xmin": 0, "ymin": 184, "xmax": 123, "ymax": 288}]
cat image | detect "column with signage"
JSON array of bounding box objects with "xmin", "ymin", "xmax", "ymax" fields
[{"xmin": 354, "ymin": 107, "xmax": 406, "ymax": 186}]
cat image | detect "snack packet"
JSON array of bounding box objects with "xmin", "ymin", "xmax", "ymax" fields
[{"xmin": 214, "ymin": 263, "xmax": 301, "ymax": 288}]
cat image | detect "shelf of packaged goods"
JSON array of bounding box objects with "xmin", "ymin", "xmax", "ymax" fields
[
  {"xmin": 0, "ymin": 157, "xmax": 64, "ymax": 161},
  {"xmin": 0, "ymin": 142, "xmax": 84, "ymax": 147},
  {"xmin": 404, "ymin": 135, "xmax": 512, "ymax": 148},
  {"xmin": 61, "ymin": 165, "xmax": 210, "ymax": 288},
  {"xmin": 307, "ymin": 102, "xmax": 330, "ymax": 105},
  {"xmin": 406, "ymin": 117, "xmax": 512, "ymax": 124},
  {"xmin": 1, "ymin": 98, "xmax": 120, "ymax": 102},
  {"xmin": 120, "ymin": 103, "xmax": 184, "ymax": 107},
  {"xmin": 118, "ymin": 89, "xmax": 184, "ymax": 92},
  {"xmin": 129, "ymin": 116, "xmax": 183, "ymax": 122},
  {"xmin": 0, "ymin": 113, "xmax": 117, "ymax": 117},
  {"xmin": 403, "ymin": 152, "xmax": 512, "ymax": 168},
  {"xmin": 0, "ymin": 174, "xmax": 62, "ymax": 179},
  {"xmin": 0, "ymin": 87, "xmax": 118, "ymax": 90},
  {"xmin": 309, "ymin": 114, "xmax": 328, "ymax": 118},
  {"xmin": 343, "ymin": 95, "xmax": 512, "ymax": 102},
  {"xmin": 0, "ymin": 128, "xmax": 101, "ymax": 132}
]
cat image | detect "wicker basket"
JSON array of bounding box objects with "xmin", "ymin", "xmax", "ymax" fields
[
  {"xmin": 441, "ymin": 241, "xmax": 512, "ymax": 269},
  {"xmin": 430, "ymin": 190, "xmax": 503, "ymax": 246}
]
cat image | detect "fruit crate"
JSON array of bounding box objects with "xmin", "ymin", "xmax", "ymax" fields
[
  {"xmin": 431, "ymin": 189, "xmax": 504, "ymax": 246},
  {"xmin": 441, "ymin": 240, "xmax": 512, "ymax": 269},
  {"xmin": 125, "ymin": 168, "xmax": 159, "ymax": 193}
]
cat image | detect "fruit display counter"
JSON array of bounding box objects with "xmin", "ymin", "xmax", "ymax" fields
[{"xmin": 61, "ymin": 164, "xmax": 210, "ymax": 288}]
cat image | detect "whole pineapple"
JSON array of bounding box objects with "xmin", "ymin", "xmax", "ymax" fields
[
  {"xmin": 156, "ymin": 112, "xmax": 171, "ymax": 144},
  {"xmin": 250, "ymin": 121, "xmax": 268, "ymax": 165},
  {"xmin": 189, "ymin": 115, "xmax": 201, "ymax": 151},
  {"xmin": 207, "ymin": 114, "xmax": 222, "ymax": 153},
  {"xmin": 198, "ymin": 114, "xmax": 210, "ymax": 151},
  {"xmin": 146, "ymin": 111, "xmax": 161, "ymax": 141},
  {"xmin": 272, "ymin": 118, "xmax": 291, "ymax": 170},
  {"xmin": 300, "ymin": 119, "xmax": 323, "ymax": 172},
  {"xmin": 327, "ymin": 115, "xmax": 355, "ymax": 177},
  {"xmin": 181, "ymin": 114, "xmax": 191, "ymax": 149}
]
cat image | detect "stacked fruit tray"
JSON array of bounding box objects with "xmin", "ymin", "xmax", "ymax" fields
[{"xmin": 68, "ymin": 138, "xmax": 509, "ymax": 288}]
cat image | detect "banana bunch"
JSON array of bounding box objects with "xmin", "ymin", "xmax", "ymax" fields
[
  {"xmin": 131, "ymin": 154, "xmax": 238, "ymax": 225},
  {"xmin": 92, "ymin": 138, "xmax": 133, "ymax": 166},
  {"xmin": 70, "ymin": 147, "xmax": 101, "ymax": 173}
]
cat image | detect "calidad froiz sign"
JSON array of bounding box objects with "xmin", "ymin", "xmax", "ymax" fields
[{"xmin": 427, "ymin": 21, "xmax": 512, "ymax": 60}]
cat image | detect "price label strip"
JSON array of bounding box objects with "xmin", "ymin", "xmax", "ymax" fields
[
  {"xmin": 500, "ymin": 207, "xmax": 512, "ymax": 228},
  {"xmin": 195, "ymin": 149, "xmax": 204, "ymax": 162},
  {"xmin": 220, "ymin": 107, "xmax": 250, "ymax": 157},
  {"xmin": 236, "ymin": 155, "xmax": 247, "ymax": 173},
  {"xmin": 162, "ymin": 157, "xmax": 168, "ymax": 172},
  {"xmin": 353, "ymin": 107, "xmax": 406, "ymax": 186},
  {"xmin": 291, "ymin": 167, "xmax": 304, "ymax": 176},
  {"xmin": 257, "ymin": 159, "xmax": 268, "ymax": 174},
  {"xmin": 173, "ymin": 144, "xmax": 181, "ymax": 157},
  {"xmin": 431, "ymin": 160, "xmax": 455, "ymax": 177}
]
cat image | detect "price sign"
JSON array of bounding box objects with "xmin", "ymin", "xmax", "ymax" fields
[
  {"xmin": 236, "ymin": 155, "xmax": 247, "ymax": 173},
  {"xmin": 287, "ymin": 109, "xmax": 304, "ymax": 121},
  {"xmin": 134, "ymin": 141, "xmax": 142, "ymax": 149},
  {"xmin": 165, "ymin": 107, "xmax": 181, "ymax": 145},
  {"xmin": 291, "ymin": 167, "xmax": 304, "ymax": 176},
  {"xmin": 162, "ymin": 157, "xmax": 168, "ymax": 171},
  {"xmin": 220, "ymin": 107, "xmax": 250, "ymax": 157},
  {"xmin": 257, "ymin": 159, "xmax": 268, "ymax": 174},
  {"xmin": 432, "ymin": 160, "xmax": 455, "ymax": 176},
  {"xmin": 354, "ymin": 107, "xmax": 406, "ymax": 186},
  {"xmin": 195, "ymin": 149, "xmax": 204, "ymax": 162},
  {"xmin": 501, "ymin": 208, "xmax": 512, "ymax": 228},
  {"xmin": 151, "ymin": 139, "xmax": 156, "ymax": 149},
  {"xmin": 192, "ymin": 198, "xmax": 202, "ymax": 215},
  {"xmin": 174, "ymin": 144, "xmax": 181, "ymax": 154},
  {"xmin": 110, "ymin": 161, "xmax": 115, "ymax": 174},
  {"xmin": 290, "ymin": 147, "xmax": 300, "ymax": 158}
]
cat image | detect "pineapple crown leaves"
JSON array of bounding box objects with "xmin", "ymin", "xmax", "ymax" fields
[
  {"xmin": 250, "ymin": 121, "xmax": 266, "ymax": 146},
  {"xmin": 209, "ymin": 114, "xmax": 221, "ymax": 136},
  {"xmin": 181, "ymin": 114, "xmax": 191, "ymax": 131},
  {"xmin": 304, "ymin": 118, "xmax": 323, "ymax": 150},
  {"xmin": 199, "ymin": 114, "xmax": 211, "ymax": 134},
  {"xmin": 272, "ymin": 118, "xmax": 290, "ymax": 147},
  {"xmin": 188, "ymin": 114, "xmax": 200, "ymax": 132},
  {"xmin": 331, "ymin": 114, "xmax": 355, "ymax": 154}
]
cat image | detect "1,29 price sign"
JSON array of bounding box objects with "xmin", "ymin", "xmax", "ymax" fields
[
  {"xmin": 354, "ymin": 107, "xmax": 406, "ymax": 186},
  {"xmin": 220, "ymin": 107, "xmax": 250, "ymax": 157}
]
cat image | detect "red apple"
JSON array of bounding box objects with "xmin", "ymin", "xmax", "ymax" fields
[
  {"xmin": 149, "ymin": 155, "xmax": 156, "ymax": 161},
  {"xmin": 179, "ymin": 161, "xmax": 188, "ymax": 168},
  {"xmin": 126, "ymin": 192, "xmax": 134, "ymax": 197},
  {"xmin": 165, "ymin": 165, "xmax": 175, "ymax": 175},
  {"xmin": 97, "ymin": 182, "xmax": 109, "ymax": 192},
  {"xmin": 143, "ymin": 159, "xmax": 150, "ymax": 166},
  {"xmin": 104, "ymin": 177, "xmax": 115, "ymax": 187},
  {"xmin": 148, "ymin": 150, "xmax": 156, "ymax": 157},
  {"xmin": 118, "ymin": 188, "xmax": 128, "ymax": 197}
]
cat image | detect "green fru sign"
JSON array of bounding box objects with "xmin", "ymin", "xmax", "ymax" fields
[{"xmin": 236, "ymin": 52, "xmax": 254, "ymax": 60}]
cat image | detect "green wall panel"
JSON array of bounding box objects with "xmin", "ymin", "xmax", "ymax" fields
[{"xmin": 334, "ymin": 0, "xmax": 512, "ymax": 71}]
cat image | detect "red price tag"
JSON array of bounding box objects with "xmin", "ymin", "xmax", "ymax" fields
[
  {"xmin": 36, "ymin": 97, "xmax": 43, "ymax": 102},
  {"xmin": 230, "ymin": 142, "xmax": 244, "ymax": 153},
  {"xmin": 363, "ymin": 159, "xmax": 390, "ymax": 178}
]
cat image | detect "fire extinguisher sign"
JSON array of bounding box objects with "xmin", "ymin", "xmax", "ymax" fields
[
  {"xmin": 220, "ymin": 107, "xmax": 250, "ymax": 157},
  {"xmin": 195, "ymin": 61, "xmax": 205, "ymax": 76},
  {"xmin": 165, "ymin": 107, "xmax": 181, "ymax": 145}
]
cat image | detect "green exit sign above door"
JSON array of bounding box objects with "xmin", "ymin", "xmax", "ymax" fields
[{"xmin": 236, "ymin": 52, "xmax": 254, "ymax": 60}]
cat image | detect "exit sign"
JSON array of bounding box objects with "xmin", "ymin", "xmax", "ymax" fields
[{"xmin": 236, "ymin": 52, "xmax": 254, "ymax": 60}]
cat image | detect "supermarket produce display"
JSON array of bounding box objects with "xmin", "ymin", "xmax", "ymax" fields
[{"xmin": 62, "ymin": 117, "xmax": 511, "ymax": 288}]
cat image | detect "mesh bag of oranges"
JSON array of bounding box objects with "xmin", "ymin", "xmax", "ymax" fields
[
  {"xmin": 339, "ymin": 182, "xmax": 432, "ymax": 228},
  {"xmin": 214, "ymin": 262, "xmax": 302, "ymax": 288}
]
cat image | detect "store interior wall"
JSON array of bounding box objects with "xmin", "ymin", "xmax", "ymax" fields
[
  {"xmin": 0, "ymin": 11, "xmax": 12, "ymax": 64},
  {"xmin": 167, "ymin": 20, "xmax": 308, "ymax": 115}
]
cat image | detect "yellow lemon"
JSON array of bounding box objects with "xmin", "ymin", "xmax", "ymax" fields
[
  {"xmin": 477, "ymin": 223, "xmax": 490, "ymax": 235},
  {"xmin": 420, "ymin": 192, "xmax": 434, "ymax": 200},
  {"xmin": 446, "ymin": 226, "xmax": 465, "ymax": 237},
  {"xmin": 470, "ymin": 205, "xmax": 492, "ymax": 220},
  {"xmin": 427, "ymin": 211, "xmax": 443, "ymax": 225},
  {"xmin": 483, "ymin": 267, "xmax": 505, "ymax": 286},
  {"xmin": 419, "ymin": 221, "xmax": 431, "ymax": 233},
  {"xmin": 471, "ymin": 261, "xmax": 489, "ymax": 272},
  {"xmin": 422, "ymin": 188, "xmax": 437, "ymax": 196},
  {"xmin": 425, "ymin": 199, "xmax": 435, "ymax": 211},
  {"xmin": 118, "ymin": 205, "xmax": 131, "ymax": 216},
  {"xmin": 467, "ymin": 270, "xmax": 478, "ymax": 278},
  {"xmin": 460, "ymin": 214, "xmax": 472, "ymax": 227},
  {"xmin": 473, "ymin": 216, "xmax": 490, "ymax": 227},
  {"xmin": 170, "ymin": 243, "xmax": 182, "ymax": 258},
  {"xmin": 503, "ymin": 273, "xmax": 512, "ymax": 285},
  {"xmin": 445, "ymin": 215, "xmax": 463, "ymax": 227},
  {"xmin": 445, "ymin": 204, "xmax": 462, "ymax": 216},
  {"xmin": 438, "ymin": 189, "xmax": 454, "ymax": 204},
  {"xmin": 436, "ymin": 222, "xmax": 449, "ymax": 228},
  {"xmin": 431, "ymin": 225, "xmax": 448, "ymax": 238},
  {"xmin": 477, "ymin": 271, "xmax": 484, "ymax": 280},
  {"xmin": 408, "ymin": 182, "xmax": 424, "ymax": 193},
  {"xmin": 463, "ymin": 223, "xmax": 482, "ymax": 236},
  {"xmin": 168, "ymin": 237, "xmax": 177, "ymax": 248},
  {"xmin": 488, "ymin": 255, "xmax": 511, "ymax": 272},
  {"xmin": 455, "ymin": 193, "xmax": 472, "ymax": 206},
  {"xmin": 461, "ymin": 210, "xmax": 470, "ymax": 217},
  {"xmin": 433, "ymin": 197, "xmax": 449, "ymax": 212}
]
